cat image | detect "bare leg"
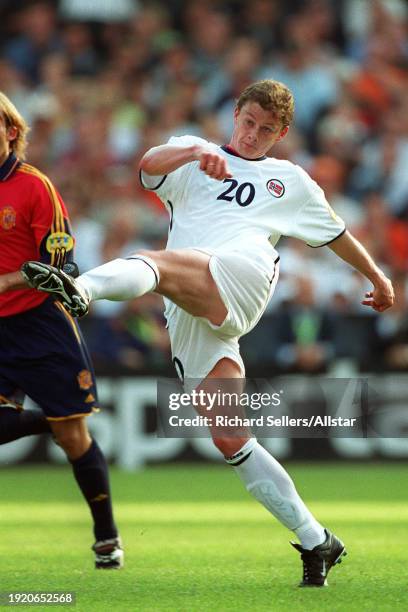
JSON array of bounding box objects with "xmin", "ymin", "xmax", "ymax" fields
[
  {"xmin": 50, "ymin": 417, "xmax": 91, "ymax": 460},
  {"xmin": 29, "ymin": 247, "xmax": 228, "ymax": 324},
  {"xmin": 76, "ymin": 248, "xmax": 227, "ymax": 325},
  {"xmin": 138, "ymin": 249, "xmax": 227, "ymax": 325}
]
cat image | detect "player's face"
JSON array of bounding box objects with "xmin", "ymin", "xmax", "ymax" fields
[
  {"xmin": 0, "ymin": 115, "xmax": 17, "ymax": 165},
  {"xmin": 229, "ymin": 102, "xmax": 288, "ymax": 159}
]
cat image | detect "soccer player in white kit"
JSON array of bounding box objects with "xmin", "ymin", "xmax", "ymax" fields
[{"xmin": 22, "ymin": 80, "xmax": 394, "ymax": 586}]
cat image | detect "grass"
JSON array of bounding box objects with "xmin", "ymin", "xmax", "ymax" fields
[{"xmin": 0, "ymin": 463, "xmax": 407, "ymax": 611}]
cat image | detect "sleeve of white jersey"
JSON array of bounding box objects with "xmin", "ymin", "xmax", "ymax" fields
[
  {"xmin": 139, "ymin": 134, "xmax": 209, "ymax": 204},
  {"xmin": 292, "ymin": 166, "xmax": 346, "ymax": 247}
]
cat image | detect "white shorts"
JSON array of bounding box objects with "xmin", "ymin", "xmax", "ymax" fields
[{"xmin": 166, "ymin": 243, "xmax": 280, "ymax": 384}]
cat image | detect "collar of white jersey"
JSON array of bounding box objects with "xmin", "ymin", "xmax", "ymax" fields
[{"xmin": 221, "ymin": 145, "xmax": 267, "ymax": 161}]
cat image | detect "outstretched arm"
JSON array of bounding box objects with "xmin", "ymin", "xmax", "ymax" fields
[
  {"xmin": 140, "ymin": 144, "xmax": 232, "ymax": 181},
  {"xmin": 328, "ymin": 230, "xmax": 394, "ymax": 312}
]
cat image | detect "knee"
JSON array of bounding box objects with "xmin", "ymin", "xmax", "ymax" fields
[
  {"xmin": 52, "ymin": 422, "xmax": 91, "ymax": 458},
  {"xmin": 54, "ymin": 428, "xmax": 81, "ymax": 454},
  {"xmin": 212, "ymin": 436, "xmax": 249, "ymax": 459}
]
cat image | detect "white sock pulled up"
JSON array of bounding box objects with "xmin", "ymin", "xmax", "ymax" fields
[
  {"xmin": 77, "ymin": 256, "xmax": 159, "ymax": 302},
  {"xmin": 226, "ymin": 439, "xmax": 326, "ymax": 549}
]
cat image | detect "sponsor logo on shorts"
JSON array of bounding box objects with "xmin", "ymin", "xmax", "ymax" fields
[
  {"xmin": 266, "ymin": 179, "xmax": 285, "ymax": 198},
  {"xmin": 46, "ymin": 231, "xmax": 74, "ymax": 253},
  {"xmin": 77, "ymin": 369, "xmax": 93, "ymax": 390},
  {"xmin": 0, "ymin": 205, "xmax": 16, "ymax": 230}
]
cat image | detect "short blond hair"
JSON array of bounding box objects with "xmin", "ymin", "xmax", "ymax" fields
[
  {"xmin": 0, "ymin": 92, "xmax": 29, "ymax": 160},
  {"xmin": 237, "ymin": 79, "xmax": 295, "ymax": 128}
]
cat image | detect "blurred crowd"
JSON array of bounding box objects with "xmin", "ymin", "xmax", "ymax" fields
[{"xmin": 1, "ymin": 0, "xmax": 408, "ymax": 375}]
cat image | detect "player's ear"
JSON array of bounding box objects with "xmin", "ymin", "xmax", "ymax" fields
[
  {"xmin": 233, "ymin": 106, "xmax": 240, "ymax": 122},
  {"xmin": 277, "ymin": 126, "xmax": 289, "ymax": 142},
  {"xmin": 6, "ymin": 125, "xmax": 18, "ymax": 143}
]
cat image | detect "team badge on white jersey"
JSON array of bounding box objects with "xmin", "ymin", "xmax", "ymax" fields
[{"xmin": 266, "ymin": 179, "xmax": 285, "ymax": 198}]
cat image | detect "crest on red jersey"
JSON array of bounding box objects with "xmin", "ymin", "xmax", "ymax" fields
[
  {"xmin": 0, "ymin": 205, "xmax": 16, "ymax": 230},
  {"xmin": 266, "ymin": 179, "xmax": 285, "ymax": 198}
]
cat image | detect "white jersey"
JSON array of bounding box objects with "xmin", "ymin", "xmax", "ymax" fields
[
  {"xmin": 141, "ymin": 134, "xmax": 345, "ymax": 324},
  {"xmin": 140, "ymin": 134, "xmax": 346, "ymax": 254}
]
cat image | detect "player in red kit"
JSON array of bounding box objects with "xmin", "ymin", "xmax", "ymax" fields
[{"xmin": 0, "ymin": 91, "xmax": 123, "ymax": 569}]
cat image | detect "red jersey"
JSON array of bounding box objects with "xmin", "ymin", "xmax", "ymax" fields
[{"xmin": 0, "ymin": 153, "xmax": 74, "ymax": 316}]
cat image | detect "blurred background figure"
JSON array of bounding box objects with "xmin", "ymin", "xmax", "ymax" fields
[
  {"xmin": 273, "ymin": 276, "xmax": 336, "ymax": 373},
  {"xmin": 373, "ymin": 273, "xmax": 408, "ymax": 371}
]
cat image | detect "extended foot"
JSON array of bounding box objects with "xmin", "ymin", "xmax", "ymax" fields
[
  {"xmin": 93, "ymin": 537, "xmax": 124, "ymax": 570},
  {"xmin": 291, "ymin": 529, "xmax": 346, "ymax": 587},
  {"xmin": 21, "ymin": 261, "xmax": 89, "ymax": 317}
]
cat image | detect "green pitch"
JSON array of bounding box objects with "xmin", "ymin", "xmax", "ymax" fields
[{"xmin": 0, "ymin": 463, "xmax": 407, "ymax": 612}]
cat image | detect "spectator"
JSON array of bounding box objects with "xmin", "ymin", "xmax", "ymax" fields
[
  {"xmin": 374, "ymin": 274, "xmax": 408, "ymax": 370},
  {"xmin": 258, "ymin": 43, "xmax": 339, "ymax": 137},
  {"xmin": 273, "ymin": 276, "xmax": 336, "ymax": 373},
  {"xmin": 310, "ymin": 155, "xmax": 364, "ymax": 230},
  {"xmin": 354, "ymin": 193, "xmax": 408, "ymax": 272},
  {"xmin": 4, "ymin": 2, "xmax": 62, "ymax": 85}
]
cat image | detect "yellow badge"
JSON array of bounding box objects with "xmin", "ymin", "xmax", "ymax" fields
[
  {"xmin": 77, "ymin": 370, "xmax": 93, "ymax": 390},
  {"xmin": 0, "ymin": 206, "xmax": 16, "ymax": 230},
  {"xmin": 46, "ymin": 232, "xmax": 74, "ymax": 253}
]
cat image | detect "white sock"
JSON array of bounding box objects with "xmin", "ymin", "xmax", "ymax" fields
[
  {"xmin": 226, "ymin": 440, "xmax": 326, "ymax": 549},
  {"xmin": 77, "ymin": 256, "xmax": 159, "ymax": 302}
]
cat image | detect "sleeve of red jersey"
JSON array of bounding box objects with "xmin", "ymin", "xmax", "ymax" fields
[{"xmin": 29, "ymin": 174, "xmax": 75, "ymax": 266}]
